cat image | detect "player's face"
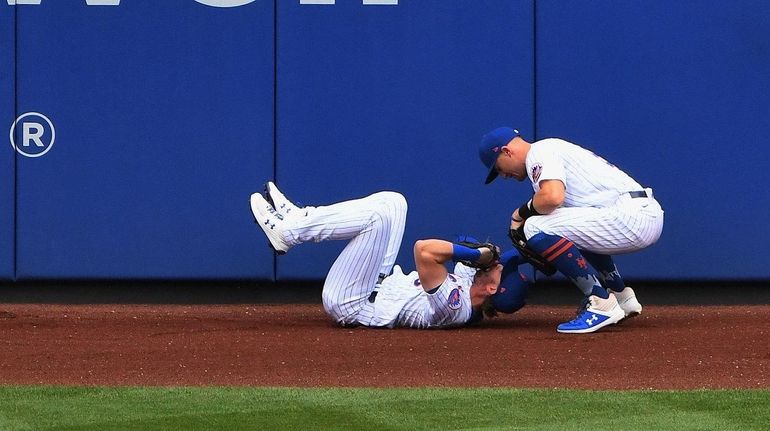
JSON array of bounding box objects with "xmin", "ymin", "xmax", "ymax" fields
[
  {"xmin": 494, "ymin": 149, "xmax": 527, "ymax": 181},
  {"xmin": 473, "ymin": 264, "xmax": 503, "ymax": 293}
]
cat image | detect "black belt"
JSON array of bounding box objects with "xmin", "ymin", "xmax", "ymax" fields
[{"xmin": 628, "ymin": 190, "xmax": 648, "ymax": 198}]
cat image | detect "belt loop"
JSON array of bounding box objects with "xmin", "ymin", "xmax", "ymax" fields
[
  {"xmin": 367, "ymin": 290, "xmax": 378, "ymax": 303},
  {"xmin": 627, "ymin": 189, "xmax": 653, "ymax": 199}
]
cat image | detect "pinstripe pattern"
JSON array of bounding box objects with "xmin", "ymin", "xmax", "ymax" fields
[
  {"xmin": 282, "ymin": 192, "xmax": 473, "ymax": 328},
  {"xmin": 281, "ymin": 192, "xmax": 406, "ymax": 326},
  {"xmin": 527, "ymin": 139, "xmax": 644, "ymax": 207},
  {"xmin": 522, "ymin": 138, "xmax": 664, "ymax": 254},
  {"xmin": 359, "ymin": 266, "xmax": 473, "ymax": 328},
  {"xmin": 523, "ymin": 193, "xmax": 663, "ymax": 254}
]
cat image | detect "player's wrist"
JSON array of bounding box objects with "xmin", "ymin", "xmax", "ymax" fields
[
  {"xmin": 451, "ymin": 243, "xmax": 482, "ymax": 263},
  {"xmin": 517, "ymin": 199, "xmax": 542, "ymax": 220}
]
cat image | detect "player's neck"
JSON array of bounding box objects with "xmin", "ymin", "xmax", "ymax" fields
[{"xmin": 514, "ymin": 137, "xmax": 531, "ymax": 157}]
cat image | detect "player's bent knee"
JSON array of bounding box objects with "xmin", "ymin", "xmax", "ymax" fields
[
  {"xmin": 370, "ymin": 192, "xmax": 407, "ymax": 226},
  {"xmin": 372, "ymin": 191, "xmax": 407, "ymax": 212}
]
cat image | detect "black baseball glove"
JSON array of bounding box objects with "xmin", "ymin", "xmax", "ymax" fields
[
  {"xmin": 455, "ymin": 239, "xmax": 501, "ymax": 271},
  {"xmin": 508, "ymin": 228, "xmax": 558, "ymax": 276}
]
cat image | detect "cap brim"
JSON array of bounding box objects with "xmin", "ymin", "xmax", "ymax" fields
[{"xmin": 484, "ymin": 166, "xmax": 499, "ymax": 184}]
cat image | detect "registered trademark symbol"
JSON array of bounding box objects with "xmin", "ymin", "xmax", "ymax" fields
[{"xmin": 9, "ymin": 112, "xmax": 56, "ymax": 158}]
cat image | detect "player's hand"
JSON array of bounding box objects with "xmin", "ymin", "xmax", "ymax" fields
[
  {"xmin": 477, "ymin": 245, "xmax": 502, "ymax": 269},
  {"xmin": 510, "ymin": 210, "xmax": 524, "ymax": 231}
]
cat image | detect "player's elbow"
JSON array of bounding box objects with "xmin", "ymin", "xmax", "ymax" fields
[
  {"xmin": 542, "ymin": 190, "xmax": 564, "ymax": 209},
  {"xmin": 414, "ymin": 240, "xmax": 431, "ymax": 263},
  {"xmin": 414, "ymin": 239, "xmax": 442, "ymax": 265}
]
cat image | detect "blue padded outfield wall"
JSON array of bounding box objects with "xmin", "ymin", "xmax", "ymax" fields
[
  {"xmin": 0, "ymin": 5, "xmax": 13, "ymax": 280},
  {"xmin": 11, "ymin": 1, "xmax": 275, "ymax": 279},
  {"xmin": 536, "ymin": 0, "xmax": 770, "ymax": 279},
  {"xmin": 1, "ymin": 0, "xmax": 769, "ymax": 281},
  {"xmin": 276, "ymin": 0, "xmax": 534, "ymax": 279}
]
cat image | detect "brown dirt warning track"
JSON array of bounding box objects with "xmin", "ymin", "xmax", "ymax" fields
[{"xmin": 0, "ymin": 303, "xmax": 767, "ymax": 389}]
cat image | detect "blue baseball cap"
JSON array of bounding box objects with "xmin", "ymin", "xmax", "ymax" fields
[
  {"xmin": 479, "ymin": 127, "xmax": 519, "ymax": 184},
  {"xmin": 491, "ymin": 249, "xmax": 529, "ymax": 313}
]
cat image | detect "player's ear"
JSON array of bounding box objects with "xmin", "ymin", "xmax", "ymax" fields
[{"xmin": 486, "ymin": 283, "xmax": 498, "ymax": 296}]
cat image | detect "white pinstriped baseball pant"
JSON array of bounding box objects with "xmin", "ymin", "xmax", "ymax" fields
[
  {"xmin": 522, "ymin": 189, "xmax": 664, "ymax": 254},
  {"xmin": 281, "ymin": 191, "xmax": 407, "ymax": 325}
]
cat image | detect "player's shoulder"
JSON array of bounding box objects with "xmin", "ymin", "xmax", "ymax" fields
[
  {"xmin": 531, "ymin": 138, "xmax": 585, "ymax": 158},
  {"xmin": 528, "ymin": 138, "xmax": 566, "ymax": 161},
  {"xmin": 532, "ymin": 137, "xmax": 574, "ymax": 149}
]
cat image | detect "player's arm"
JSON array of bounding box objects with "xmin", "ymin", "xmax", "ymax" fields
[
  {"xmin": 511, "ymin": 180, "xmax": 565, "ymax": 228},
  {"xmin": 413, "ymin": 239, "xmax": 498, "ymax": 292},
  {"xmin": 532, "ymin": 179, "xmax": 565, "ymax": 214},
  {"xmin": 414, "ymin": 239, "xmax": 452, "ymax": 292}
]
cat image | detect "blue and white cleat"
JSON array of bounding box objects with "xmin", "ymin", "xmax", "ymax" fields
[
  {"xmin": 250, "ymin": 192, "xmax": 291, "ymax": 255},
  {"xmin": 557, "ymin": 294, "xmax": 625, "ymax": 334}
]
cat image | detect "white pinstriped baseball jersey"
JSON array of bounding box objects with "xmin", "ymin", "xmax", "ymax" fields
[
  {"xmin": 356, "ymin": 263, "xmax": 475, "ymax": 329},
  {"xmin": 522, "ymin": 138, "xmax": 664, "ymax": 254},
  {"xmin": 280, "ymin": 191, "xmax": 476, "ymax": 328},
  {"xmin": 526, "ymin": 139, "xmax": 643, "ymax": 207}
]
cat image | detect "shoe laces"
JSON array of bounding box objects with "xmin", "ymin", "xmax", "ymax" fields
[
  {"xmin": 574, "ymin": 296, "xmax": 590, "ymax": 317},
  {"xmin": 266, "ymin": 205, "xmax": 284, "ymax": 220}
]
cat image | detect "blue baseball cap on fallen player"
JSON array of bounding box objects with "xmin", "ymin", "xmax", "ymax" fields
[
  {"xmin": 479, "ymin": 127, "xmax": 519, "ymax": 184},
  {"xmin": 491, "ymin": 249, "xmax": 528, "ymax": 313}
]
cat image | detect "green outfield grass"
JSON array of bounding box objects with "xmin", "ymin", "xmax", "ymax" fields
[{"xmin": 0, "ymin": 387, "xmax": 768, "ymax": 430}]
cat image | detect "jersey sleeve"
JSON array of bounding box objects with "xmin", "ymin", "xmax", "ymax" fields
[
  {"xmin": 424, "ymin": 274, "xmax": 472, "ymax": 328},
  {"xmin": 451, "ymin": 262, "xmax": 477, "ymax": 281},
  {"xmin": 527, "ymin": 142, "xmax": 567, "ymax": 191}
]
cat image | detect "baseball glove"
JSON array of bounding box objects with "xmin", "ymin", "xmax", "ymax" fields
[
  {"xmin": 508, "ymin": 228, "xmax": 558, "ymax": 276},
  {"xmin": 455, "ymin": 239, "xmax": 501, "ymax": 271}
]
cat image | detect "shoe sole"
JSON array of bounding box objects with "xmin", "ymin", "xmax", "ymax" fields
[
  {"xmin": 617, "ymin": 310, "xmax": 641, "ymax": 324},
  {"xmin": 619, "ymin": 301, "xmax": 642, "ymax": 319},
  {"xmin": 249, "ymin": 196, "xmax": 287, "ymax": 256},
  {"xmin": 262, "ymin": 182, "xmax": 275, "ymax": 208}
]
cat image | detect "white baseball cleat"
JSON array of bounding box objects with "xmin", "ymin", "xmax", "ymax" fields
[
  {"xmin": 613, "ymin": 286, "xmax": 643, "ymax": 318},
  {"xmin": 249, "ymin": 192, "xmax": 291, "ymax": 255},
  {"xmin": 264, "ymin": 181, "xmax": 302, "ymax": 219},
  {"xmin": 557, "ymin": 294, "xmax": 625, "ymax": 334}
]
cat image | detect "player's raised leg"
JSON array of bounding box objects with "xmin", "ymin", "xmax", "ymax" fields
[
  {"xmin": 250, "ymin": 186, "xmax": 408, "ymax": 325},
  {"xmin": 316, "ymin": 192, "xmax": 407, "ymax": 325},
  {"xmin": 361, "ymin": 191, "xmax": 407, "ymax": 282}
]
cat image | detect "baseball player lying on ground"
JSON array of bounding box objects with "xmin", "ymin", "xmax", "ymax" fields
[{"xmin": 250, "ymin": 182, "xmax": 531, "ymax": 329}]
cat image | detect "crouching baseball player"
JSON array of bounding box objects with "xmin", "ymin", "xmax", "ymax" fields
[
  {"xmin": 479, "ymin": 127, "xmax": 664, "ymax": 334},
  {"xmin": 250, "ymin": 182, "xmax": 531, "ymax": 328}
]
